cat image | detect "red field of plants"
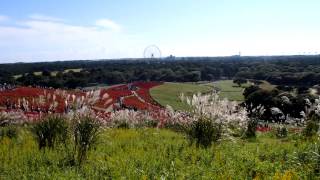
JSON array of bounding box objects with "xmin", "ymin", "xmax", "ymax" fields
[{"xmin": 0, "ymin": 82, "xmax": 164, "ymax": 119}]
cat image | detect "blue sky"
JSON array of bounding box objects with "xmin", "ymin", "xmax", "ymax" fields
[{"xmin": 0, "ymin": 0, "xmax": 319, "ymax": 62}]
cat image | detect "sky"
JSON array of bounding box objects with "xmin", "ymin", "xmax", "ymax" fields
[{"xmin": 0, "ymin": 0, "xmax": 320, "ymax": 63}]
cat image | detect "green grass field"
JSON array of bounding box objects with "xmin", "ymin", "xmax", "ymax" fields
[
  {"xmin": 212, "ymin": 80, "xmax": 278, "ymax": 101},
  {"xmin": 0, "ymin": 128, "xmax": 318, "ymax": 179},
  {"xmin": 150, "ymin": 82, "xmax": 212, "ymax": 110},
  {"xmin": 150, "ymin": 80, "xmax": 275, "ymax": 107},
  {"xmin": 212, "ymin": 80, "xmax": 251, "ymax": 101}
]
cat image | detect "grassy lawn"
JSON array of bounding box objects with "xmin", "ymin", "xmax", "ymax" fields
[
  {"xmin": 213, "ymin": 80, "xmax": 251, "ymax": 101},
  {"xmin": 150, "ymin": 80, "xmax": 266, "ymax": 107},
  {"xmin": 213, "ymin": 80, "xmax": 277, "ymax": 101},
  {"xmin": 150, "ymin": 82, "xmax": 212, "ymax": 110},
  {"xmin": 0, "ymin": 128, "xmax": 318, "ymax": 179},
  {"xmin": 63, "ymin": 68, "xmax": 82, "ymax": 73}
]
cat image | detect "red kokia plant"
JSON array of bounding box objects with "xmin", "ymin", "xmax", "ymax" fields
[
  {"xmin": 256, "ymin": 126, "xmax": 272, "ymax": 132},
  {"xmin": 123, "ymin": 96, "xmax": 149, "ymax": 110},
  {"xmin": 0, "ymin": 82, "xmax": 164, "ymax": 122}
]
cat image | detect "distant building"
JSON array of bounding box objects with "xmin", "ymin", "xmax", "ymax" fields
[{"xmin": 166, "ymin": 55, "xmax": 175, "ymax": 60}]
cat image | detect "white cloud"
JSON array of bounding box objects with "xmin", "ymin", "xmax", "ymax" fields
[
  {"xmin": 2, "ymin": 14, "xmax": 317, "ymax": 63},
  {"xmin": 0, "ymin": 15, "xmax": 146, "ymax": 63},
  {"xmin": 95, "ymin": 19, "xmax": 121, "ymax": 32},
  {"xmin": 29, "ymin": 14, "xmax": 64, "ymax": 22},
  {"xmin": 0, "ymin": 15, "xmax": 8, "ymax": 22}
]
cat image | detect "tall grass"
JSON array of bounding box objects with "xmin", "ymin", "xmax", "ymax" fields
[
  {"xmin": 31, "ymin": 115, "xmax": 69, "ymax": 150},
  {"xmin": 0, "ymin": 128, "xmax": 319, "ymax": 179},
  {"xmin": 29, "ymin": 114, "xmax": 101, "ymax": 166},
  {"xmin": 72, "ymin": 115, "xmax": 100, "ymax": 165}
]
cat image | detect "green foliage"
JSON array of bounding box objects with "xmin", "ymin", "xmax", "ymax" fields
[
  {"xmin": 243, "ymin": 85, "xmax": 316, "ymax": 121},
  {"xmin": 3, "ymin": 55, "xmax": 320, "ymax": 87},
  {"xmin": 186, "ymin": 117, "xmax": 222, "ymax": 148},
  {"xmin": 31, "ymin": 115, "xmax": 69, "ymax": 150}
]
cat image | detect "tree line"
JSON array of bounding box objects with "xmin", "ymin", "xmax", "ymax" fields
[{"xmin": 0, "ymin": 55, "xmax": 320, "ymax": 88}]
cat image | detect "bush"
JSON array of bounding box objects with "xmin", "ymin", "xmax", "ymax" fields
[
  {"xmin": 244, "ymin": 118, "xmax": 258, "ymax": 138},
  {"xmin": 187, "ymin": 117, "xmax": 222, "ymax": 148},
  {"xmin": 303, "ymin": 114, "xmax": 320, "ymax": 137},
  {"xmin": 31, "ymin": 115, "xmax": 69, "ymax": 150},
  {"xmin": 72, "ymin": 115, "xmax": 100, "ymax": 165},
  {"xmin": 275, "ymin": 126, "xmax": 288, "ymax": 138}
]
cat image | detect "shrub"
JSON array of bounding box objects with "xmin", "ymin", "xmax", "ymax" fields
[
  {"xmin": 186, "ymin": 117, "xmax": 222, "ymax": 148},
  {"xmin": 275, "ymin": 126, "xmax": 288, "ymax": 138},
  {"xmin": 72, "ymin": 115, "xmax": 100, "ymax": 165},
  {"xmin": 303, "ymin": 114, "xmax": 320, "ymax": 137},
  {"xmin": 31, "ymin": 115, "xmax": 69, "ymax": 150},
  {"xmin": 244, "ymin": 118, "xmax": 258, "ymax": 138}
]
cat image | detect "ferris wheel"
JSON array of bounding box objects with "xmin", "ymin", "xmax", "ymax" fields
[{"xmin": 143, "ymin": 45, "xmax": 162, "ymax": 59}]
